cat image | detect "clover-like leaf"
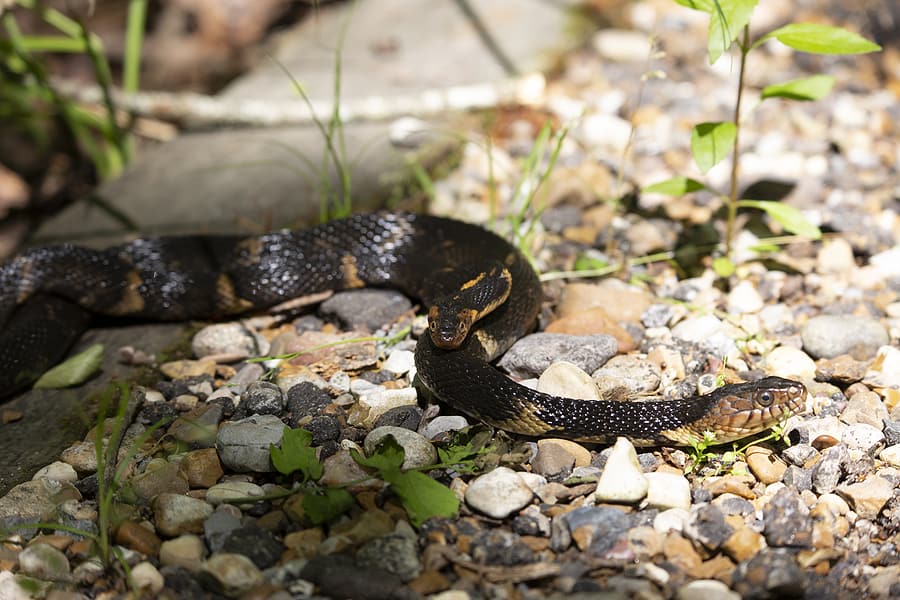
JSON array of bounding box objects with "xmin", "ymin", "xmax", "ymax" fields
[
  {"xmin": 691, "ymin": 122, "xmax": 736, "ymax": 173},
  {"xmin": 33, "ymin": 343, "xmax": 104, "ymax": 389},
  {"xmin": 302, "ymin": 487, "xmax": 355, "ymax": 525},
  {"xmin": 270, "ymin": 428, "xmax": 323, "ymax": 480},
  {"xmin": 384, "ymin": 470, "xmax": 459, "ymax": 526}
]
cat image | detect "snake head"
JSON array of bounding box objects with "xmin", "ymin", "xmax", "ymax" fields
[{"xmin": 428, "ymin": 305, "xmax": 477, "ymax": 349}]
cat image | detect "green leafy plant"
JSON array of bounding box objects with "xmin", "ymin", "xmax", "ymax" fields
[
  {"xmin": 645, "ymin": 1, "xmax": 880, "ymax": 272},
  {"xmin": 1, "ymin": 0, "xmax": 146, "ymax": 180},
  {"xmin": 262, "ymin": 427, "xmax": 501, "ymax": 527},
  {"xmin": 686, "ymin": 411, "xmax": 792, "ymax": 475}
]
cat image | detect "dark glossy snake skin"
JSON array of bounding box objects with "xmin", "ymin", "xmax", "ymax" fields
[{"xmin": 0, "ymin": 212, "xmax": 805, "ymax": 444}]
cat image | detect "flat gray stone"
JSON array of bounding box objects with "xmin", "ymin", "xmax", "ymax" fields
[{"xmin": 801, "ymin": 314, "xmax": 889, "ymax": 360}]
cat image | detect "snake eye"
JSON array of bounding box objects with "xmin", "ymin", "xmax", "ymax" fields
[
  {"xmin": 457, "ymin": 322, "xmax": 467, "ymax": 333},
  {"xmin": 756, "ymin": 390, "xmax": 774, "ymax": 407},
  {"xmin": 428, "ymin": 320, "xmax": 436, "ymax": 331}
]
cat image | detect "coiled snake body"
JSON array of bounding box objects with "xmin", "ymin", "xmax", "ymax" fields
[{"xmin": 0, "ymin": 212, "xmax": 804, "ymax": 444}]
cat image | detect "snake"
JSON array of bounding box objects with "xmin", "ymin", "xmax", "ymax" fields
[{"xmin": 0, "ymin": 211, "xmax": 806, "ymax": 445}]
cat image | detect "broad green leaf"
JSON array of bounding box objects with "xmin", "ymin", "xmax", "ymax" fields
[
  {"xmin": 707, "ymin": 0, "xmax": 757, "ymax": 64},
  {"xmin": 712, "ymin": 256, "xmax": 736, "ymax": 278},
  {"xmin": 34, "ymin": 344, "xmax": 104, "ymax": 389},
  {"xmin": 748, "ymin": 242, "xmax": 780, "ymax": 253},
  {"xmin": 302, "ymin": 488, "xmax": 355, "ymax": 525},
  {"xmin": 270, "ymin": 428, "xmax": 323, "ymax": 480},
  {"xmin": 384, "ymin": 470, "xmax": 459, "ymax": 526},
  {"xmin": 761, "ymin": 75, "xmax": 835, "ymax": 101},
  {"xmin": 737, "ymin": 200, "xmax": 822, "ymax": 239},
  {"xmin": 643, "ymin": 176, "xmax": 707, "ymax": 195},
  {"xmin": 759, "ymin": 23, "xmax": 881, "ymax": 54},
  {"xmin": 351, "ymin": 435, "xmax": 406, "ymax": 473},
  {"xmin": 691, "ymin": 122, "xmax": 736, "ymax": 173}
]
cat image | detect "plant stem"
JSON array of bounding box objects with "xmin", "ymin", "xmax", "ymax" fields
[{"xmin": 725, "ymin": 26, "xmax": 750, "ymax": 258}]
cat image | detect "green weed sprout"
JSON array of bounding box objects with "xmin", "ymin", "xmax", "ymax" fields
[{"xmin": 644, "ymin": 1, "xmax": 880, "ymax": 274}]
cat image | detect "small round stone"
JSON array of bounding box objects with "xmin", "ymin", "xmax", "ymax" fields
[
  {"xmin": 645, "ymin": 472, "xmax": 691, "ymax": 511},
  {"xmin": 206, "ymin": 481, "xmax": 266, "ymax": 506},
  {"xmin": 537, "ymin": 361, "xmax": 601, "ymax": 400},
  {"xmin": 465, "ymin": 467, "xmax": 534, "ymax": 519},
  {"xmin": 129, "ymin": 562, "xmax": 164, "ymax": 594},
  {"xmin": 202, "ymin": 553, "xmax": 263, "ymax": 597},
  {"xmin": 364, "ymin": 426, "xmax": 437, "ymax": 469},
  {"xmin": 801, "ymin": 315, "xmax": 889, "ymax": 360}
]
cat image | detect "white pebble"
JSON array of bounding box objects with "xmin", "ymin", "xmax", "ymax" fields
[
  {"xmin": 382, "ymin": 349, "xmax": 415, "ymax": 376},
  {"xmin": 537, "ymin": 361, "xmax": 601, "ymax": 400},
  {"xmin": 594, "ymin": 437, "xmax": 648, "ymax": 504},
  {"xmin": 465, "ymin": 467, "xmax": 534, "ymax": 519},
  {"xmin": 645, "ymin": 472, "xmax": 692, "ymax": 511}
]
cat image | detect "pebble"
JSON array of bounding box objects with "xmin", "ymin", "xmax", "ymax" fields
[
  {"xmin": 879, "ymin": 444, "xmax": 900, "ymax": 467},
  {"xmin": 31, "ymin": 461, "xmax": 78, "ymax": 484},
  {"xmin": 537, "ymin": 438, "xmax": 592, "ymax": 468},
  {"xmin": 812, "ymin": 445, "xmax": 848, "ymax": 494},
  {"xmin": 544, "ymin": 307, "xmax": 636, "ymax": 352},
  {"xmin": 470, "ymin": 529, "xmax": 535, "ymax": 565},
  {"xmin": 152, "ymin": 493, "xmax": 214, "ymax": 537},
  {"xmin": 192, "ymin": 322, "xmax": 268, "ymax": 359},
  {"xmin": 816, "ymin": 238, "xmax": 856, "ymax": 274},
  {"xmin": 17, "ymin": 543, "xmax": 70, "ymax": 580},
  {"xmin": 592, "ymin": 354, "xmax": 661, "ymax": 398},
  {"xmin": 204, "ymin": 507, "xmax": 242, "ymax": 553},
  {"xmin": 800, "ymin": 315, "xmax": 889, "ymax": 359},
  {"xmin": 319, "ymin": 450, "xmax": 375, "ymax": 491},
  {"xmin": 159, "ymin": 358, "xmax": 217, "ymax": 380},
  {"xmin": 129, "ymin": 561, "xmax": 164, "ymax": 594},
  {"xmin": 762, "ymin": 487, "xmax": 812, "ymax": 548},
  {"xmin": 684, "ymin": 504, "xmax": 733, "ymax": 551},
  {"xmin": 722, "ymin": 526, "xmax": 766, "ymax": 563},
  {"xmin": 364, "ymin": 426, "xmax": 437, "ymax": 469},
  {"xmin": 536, "ymin": 361, "xmax": 601, "ymax": 400},
  {"xmin": 115, "ymin": 520, "xmax": 162, "ymax": 556},
  {"xmin": 351, "ymin": 387, "xmax": 419, "ymax": 428},
  {"xmin": 764, "ymin": 345, "xmax": 817, "ymax": 379},
  {"xmin": 591, "ymin": 29, "xmax": 653, "ymax": 62},
  {"xmin": 670, "ymin": 315, "xmax": 739, "ymax": 362},
  {"xmin": 216, "ymin": 414, "xmax": 287, "ymax": 472},
  {"xmin": 497, "ymin": 333, "xmax": 618, "ymax": 379},
  {"xmin": 159, "ymin": 534, "xmax": 207, "ymax": 571},
  {"xmin": 836, "ymin": 475, "xmax": 893, "ymax": 520},
  {"xmin": 731, "ymin": 549, "xmax": 804, "ymax": 599},
  {"xmin": 863, "ymin": 345, "xmax": 900, "ymax": 389},
  {"xmin": 300, "ymin": 554, "xmax": 405, "ymax": 600},
  {"xmin": 841, "ymin": 423, "xmax": 885, "ymax": 455},
  {"xmin": 420, "ymin": 415, "xmax": 468, "ymax": 439},
  {"xmin": 206, "ymin": 481, "xmax": 266, "ymax": 506},
  {"xmin": 0, "ymin": 479, "xmax": 81, "ymax": 532},
  {"xmin": 465, "ymin": 467, "xmax": 534, "ymax": 519},
  {"xmin": 382, "ymin": 349, "xmax": 415, "ymax": 375},
  {"xmin": 746, "ymin": 446, "xmax": 787, "ymax": 485},
  {"xmin": 319, "ymin": 289, "xmax": 412, "ymax": 332},
  {"xmin": 374, "ymin": 405, "xmax": 424, "ymax": 431},
  {"xmin": 840, "ymin": 390, "xmax": 889, "ymax": 428},
  {"xmin": 356, "ymin": 533, "xmax": 422, "ymax": 581},
  {"xmin": 179, "ymin": 448, "xmax": 224, "ymax": 488},
  {"xmin": 531, "ymin": 441, "xmax": 575, "ymax": 480},
  {"xmin": 202, "ymin": 552, "xmax": 264, "ymax": 597},
  {"xmin": 654, "ymin": 508, "xmax": 691, "ymax": 534},
  {"xmin": 240, "ymin": 381, "xmax": 285, "ymax": 415},
  {"xmin": 645, "ymin": 472, "xmax": 691, "ymax": 511},
  {"xmin": 557, "ymin": 280, "xmax": 652, "ymax": 323},
  {"xmin": 130, "ymin": 460, "xmax": 189, "ymax": 501},
  {"xmin": 727, "ymin": 280, "xmax": 764, "ymax": 314},
  {"xmin": 594, "ymin": 437, "xmax": 648, "ymax": 504},
  {"xmin": 220, "ymin": 525, "xmax": 285, "ymax": 569},
  {"xmin": 168, "ymin": 403, "xmax": 223, "ymax": 447},
  {"xmin": 676, "ymin": 579, "xmax": 740, "ymax": 600}
]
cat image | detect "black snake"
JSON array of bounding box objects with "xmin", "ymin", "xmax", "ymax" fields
[{"xmin": 0, "ymin": 212, "xmax": 805, "ymax": 444}]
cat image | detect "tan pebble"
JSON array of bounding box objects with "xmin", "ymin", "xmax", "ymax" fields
[
  {"xmin": 520, "ymin": 536, "xmax": 550, "ymax": 552},
  {"xmin": 723, "ymin": 527, "xmax": 765, "ymax": 562},
  {"xmin": 407, "ymin": 570, "xmax": 451, "ymax": 595},
  {"xmin": 702, "ymin": 476, "xmax": 756, "ymax": 499},
  {"xmin": 646, "ymin": 346, "xmax": 686, "ymax": 381},
  {"xmin": 764, "ymin": 346, "xmax": 816, "ymax": 379},
  {"xmin": 811, "ymin": 520, "xmax": 835, "ymax": 549},
  {"xmin": 537, "ymin": 362, "xmax": 601, "ymax": 401},
  {"xmin": 571, "ymin": 525, "xmax": 594, "ymax": 551},
  {"xmin": 1, "ymin": 409, "xmax": 23, "ymax": 424},
  {"xmin": 545, "ymin": 307, "xmax": 635, "ymax": 352},
  {"xmin": 663, "ymin": 533, "xmax": 701, "ymax": 570},
  {"xmin": 562, "ymin": 225, "xmax": 600, "ymax": 245},
  {"xmin": 537, "ymin": 438, "xmax": 592, "ymax": 467},
  {"xmin": 283, "ymin": 528, "xmax": 323, "ymax": 559},
  {"xmin": 159, "ymin": 359, "xmax": 217, "ymax": 380},
  {"xmin": 115, "ymin": 521, "xmax": 162, "ymax": 556},
  {"xmin": 626, "ymin": 526, "xmax": 664, "ymax": 559},
  {"xmin": 745, "ymin": 446, "xmax": 787, "ymax": 484},
  {"xmin": 179, "ymin": 448, "xmax": 224, "ymax": 489},
  {"xmin": 689, "ymin": 555, "xmax": 736, "ymax": 581},
  {"xmin": 811, "ymin": 435, "xmax": 840, "ymax": 450}
]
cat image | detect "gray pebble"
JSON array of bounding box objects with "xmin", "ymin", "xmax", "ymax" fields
[
  {"xmin": 684, "ymin": 504, "xmax": 733, "ymax": 551},
  {"xmin": 497, "ymin": 333, "xmax": 617, "ymax": 378},
  {"xmin": 356, "ymin": 534, "xmax": 422, "ymax": 581},
  {"xmin": 300, "ymin": 554, "xmax": 405, "ymax": 600},
  {"xmin": 812, "ymin": 445, "xmax": 849, "ymax": 494},
  {"xmin": 592, "ymin": 354, "xmax": 661, "ymax": 398},
  {"xmin": 364, "ymin": 426, "xmax": 436, "ymax": 469},
  {"xmin": 374, "ymin": 405, "xmax": 423, "ymax": 431},
  {"xmin": 192, "ymin": 322, "xmax": 268, "ymax": 359},
  {"xmin": 781, "ymin": 444, "xmax": 818, "ymax": 466},
  {"xmin": 204, "ymin": 507, "xmax": 243, "ymax": 553},
  {"xmin": 732, "ymin": 549, "xmax": 804, "ymax": 599},
  {"xmin": 240, "ymin": 381, "xmax": 284, "ymax": 416},
  {"xmin": 17, "ymin": 543, "xmax": 70, "ymax": 581},
  {"xmin": 319, "ymin": 289, "xmax": 412, "ymax": 332},
  {"xmin": 801, "ymin": 314, "xmax": 889, "ymax": 359},
  {"xmin": 202, "ymin": 553, "xmax": 263, "ymax": 597},
  {"xmin": 153, "ymin": 493, "xmax": 214, "ymax": 537},
  {"xmin": 842, "ymin": 423, "xmax": 885, "ymax": 455},
  {"xmin": 531, "ymin": 442, "xmax": 575, "ymax": 481},
  {"xmin": 420, "ymin": 415, "xmax": 469, "ymax": 440},
  {"xmin": 763, "ymin": 487, "xmax": 812, "ymax": 548},
  {"xmin": 216, "ymin": 414, "xmax": 287, "ymax": 472},
  {"xmin": 783, "ymin": 465, "xmax": 813, "ymax": 492},
  {"xmin": 470, "ymin": 529, "xmax": 536, "ymax": 565},
  {"xmin": 883, "ymin": 420, "xmax": 900, "ymax": 446},
  {"xmin": 221, "ymin": 525, "xmax": 285, "ymax": 569}
]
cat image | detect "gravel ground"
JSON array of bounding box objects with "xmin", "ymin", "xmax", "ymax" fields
[{"xmin": 2, "ymin": 2, "xmax": 900, "ymax": 599}]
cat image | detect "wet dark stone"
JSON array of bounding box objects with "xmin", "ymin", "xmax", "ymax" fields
[
  {"xmin": 716, "ymin": 496, "xmax": 755, "ymax": 516},
  {"xmin": 203, "ymin": 509, "xmax": 242, "ymax": 553},
  {"xmin": 207, "ymin": 396, "xmax": 236, "ymax": 419},
  {"xmin": 160, "ymin": 566, "xmax": 214, "ymax": 599},
  {"xmin": 300, "ymin": 554, "xmax": 413, "ymax": 600},
  {"xmin": 470, "ymin": 529, "xmax": 535, "ymax": 566},
  {"xmin": 763, "ymin": 487, "xmax": 813, "ymax": 548},
  {"xmin": 156, "ymin": 376, "xmax": 213, "ymax": 400},
  {"xmin": 73, "ymin": 474, "xmax": 98, "ymax": 498},
  {"xmin": 339, "ymin": 426, "xmax": 367, "ymax": 444},
  {"xmin": 137, "ymin": 401, "xmax": 179, "ymax": 427},
  {"xmin": 220, "ymin": 525, "xmax": 284, "ymax": 569},
  {"xmin": 691, "ymin": 488, "xmax": 713, "ymax": 504},
  {"xmin": 319, "ymin": 289, "xmax": 412, "ymax": 332},
  {"xmin": 240, "ymin": 381, "xmax": 284, "ymax": 416},
  {"xmin": 318, "ymin": 440, "xmax": 340, "ymax": 461},
  {"xmin": 356, "ymin": 534, "xmax": 422, "ymax": 581},
  {"xmin": 306, "ymin": 414, "xmax": 342, "ymax": 445},
  {"xmin": 511, "ymin": 513, "xmax": 545, "ymax": 537},
  {"xmin": 357, "ymin": 370, "xmax": 397, "ymax": 385},
  {"xmin": 732, "ymin": 549, "xmax": 804, "ymax": 600},
  {"xmin": 636, "ymin": 452, "xmax": 660, "ymax": 472},
  {"xmin": 293, "ymin": 314, "xmax": 325, "ymax": 334},
  {"xmin": 686, "ymin": 504, "xmax": 733, "ymax": 551},
  {"xmin": 560, "ymin": 506, "xmax": 632, "ymax": 557},
  {"xmin": 375, "ymin": 405, "xmax": 423, "ymax": 431},
  {"xmin": 286, "ymin": 382, "xmax": 332, "ymax": 422}
]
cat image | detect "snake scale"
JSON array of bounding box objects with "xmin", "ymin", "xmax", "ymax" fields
[{"xmin": 0, "ymin": 211, "xmax": 805, "ymax": 444}]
